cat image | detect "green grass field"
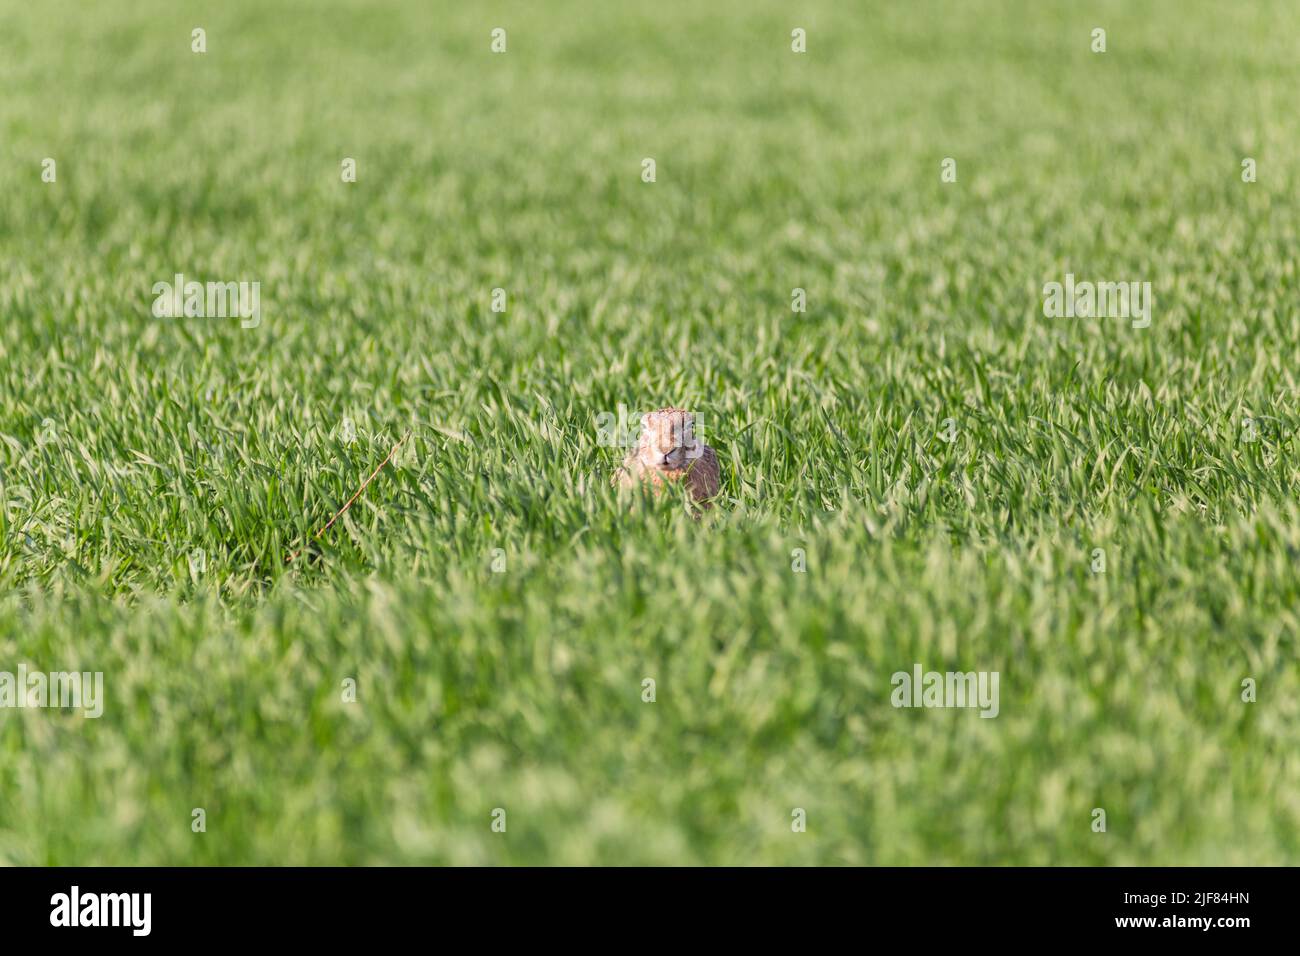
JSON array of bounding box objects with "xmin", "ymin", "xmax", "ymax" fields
[{"xmin": 2, "ymin": 0, "xmax": 1298, "ymax": 865}]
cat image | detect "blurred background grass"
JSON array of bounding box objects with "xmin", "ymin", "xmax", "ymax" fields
[{"xmin": 0, "ymin": 0, "xmax": 1298, "ymax": 864}]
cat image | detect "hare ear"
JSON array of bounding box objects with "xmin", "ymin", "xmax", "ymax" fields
[{"xmin": 640, "ymin": 413, "xmax": 652, "ymax": 429}]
